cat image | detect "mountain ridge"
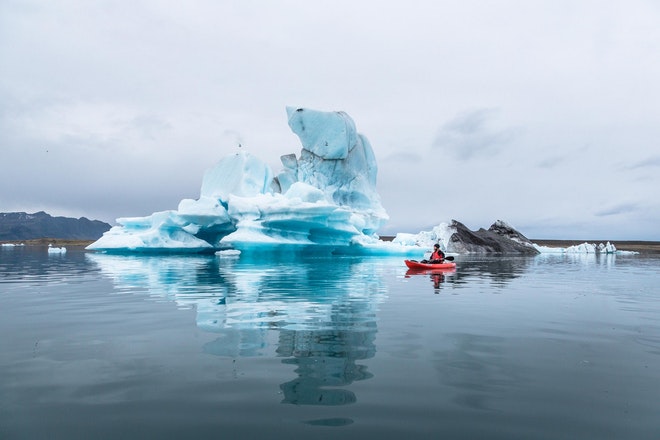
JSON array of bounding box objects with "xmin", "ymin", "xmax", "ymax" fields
[{"xmin": 0, "ymin": 211, "xmax": 111, "ymax": 241}]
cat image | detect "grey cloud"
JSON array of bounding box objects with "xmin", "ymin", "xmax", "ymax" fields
[
  {"xmin": 536, "ymin": 155, "xmax": 566, "ymax": 169},
  {"xmin": 125, "ymin": 115, "xmax": 173, "ymax": 141},
  {"xmin": 595, "ymin": 202, "xmax": 639, "ymax": 217},
  {"xmin": 627, "ymin": 155, "xmax": 660, "ymax": 169},
  {"xmin": 432, "ymin": 108, "xmax": 519, "ymax": 161},
  {"xmin": 2, "ymin": 1, "xmax": 660, "ymax": 240}
]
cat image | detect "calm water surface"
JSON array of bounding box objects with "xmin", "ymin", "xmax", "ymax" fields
[{"xmin": 1, "ymin": 246, "xmax": 659, "ymax": 439}]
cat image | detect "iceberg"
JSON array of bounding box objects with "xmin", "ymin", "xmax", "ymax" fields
[
  {"xmin": 47, "ymin": 244, "xmax": 67, "ymax": 254},
  {"xmin": 392, "ymin": 222, "xmax": 456, "ymax": 251},
  {"xmin": 88, "ymin": 107, "xmax": 417, "ymax": 255},
  {"xmin": 534, "ymin": 241, "xmax": 636, "ymax": 255}
]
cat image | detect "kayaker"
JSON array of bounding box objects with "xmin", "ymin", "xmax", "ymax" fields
[{"xmin": 422, "ymin": 243, "xmax": 445, "ymax": 264}]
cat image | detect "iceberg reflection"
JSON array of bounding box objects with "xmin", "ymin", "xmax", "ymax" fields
[
  {"xmin": 534, "ymin": 251, "xmax": 619, "ymax": 267},
  {"xmin": 277, "ymin": 325, "xmax": 375, "ymax": 405},
  {"xmin": 86, "ymin": 252, "xmax": 384, "ymax": 405}
]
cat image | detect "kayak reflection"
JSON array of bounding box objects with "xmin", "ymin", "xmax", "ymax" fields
[{"xmin": 404, "ymin": 266, "xmax": 457, "ymax": 291}]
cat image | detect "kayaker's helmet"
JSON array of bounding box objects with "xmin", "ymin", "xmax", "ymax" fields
[{"xmin": 434, "ymin": 243, "xmax": 440, "ymax": 249}]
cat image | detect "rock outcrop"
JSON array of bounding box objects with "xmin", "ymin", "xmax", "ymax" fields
[{"xmin": 447, "ymin": 220, "xmax": 539, "ymax": 255}]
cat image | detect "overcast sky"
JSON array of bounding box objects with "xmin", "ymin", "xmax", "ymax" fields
[{"xmin": 2, "ymin": 0, "xmax": 659, "ymax": 240}]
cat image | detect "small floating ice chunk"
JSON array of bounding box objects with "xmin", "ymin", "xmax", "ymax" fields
[
  {"xmin": 47, "ymin": 244, "xmax": 67, "ymax": 254},
  {"xmin": 215, "ymin": 249, "xmax": 241, "ymax": 257},
  {"xmin": 598, "ymin": 242, "xmax": 617, "ymax": 253}
]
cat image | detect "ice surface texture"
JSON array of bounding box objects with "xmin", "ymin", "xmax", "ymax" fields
[{"xmin": 87, "ymin": 107, "xmax": 405, "ymax": 254}]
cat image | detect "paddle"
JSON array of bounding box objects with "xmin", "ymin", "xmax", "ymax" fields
[{"xmin": 409, "ymin": 256, "xmax": 454, "ymax": 263}]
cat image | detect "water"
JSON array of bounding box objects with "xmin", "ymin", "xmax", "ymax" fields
[{"xmin": 1, "ymin": 246, "xmax": 659, "ymax": 439}]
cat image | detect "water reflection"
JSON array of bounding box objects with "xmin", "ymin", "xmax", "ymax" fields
[
  {"xmin": 277, "ymin": 327, "xmax": 375, "ymax": 405},
  {"xmin": 403, "ymin": 257, "xmax": 535, "ymax": 291},
  {"xmin": 402, "ymin": 253, "xmax": 629, "ymax": 293},
  {"xmin": 432, "ymin": 332, "xmax": 519, "ymax": 410},
  {"xmin": 534, "ymin": 251, "xmax": 619, "ymax": 267},
  {"xmin": 405, "ymin": 267, "xmax": 456, "ymax": 291},
  {"xmin": 453, "ymin": 257, "xmax": 534, "ymax": 286},
  {"xmin": 86, "ymin": 252, "xmax": 383, "ymax": 406},
  {"xmin": 1, "ymin": 245, "xmax": 96, "ymax": 286}
]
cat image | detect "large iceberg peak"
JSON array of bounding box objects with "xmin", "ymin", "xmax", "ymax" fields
[
  {"xmin": 285, "ymin": 106, "xmax": 357, "ymax": 159},
  {"xmin": 279, "ymin": 107, "xmax": 384, "ymax": 217}
]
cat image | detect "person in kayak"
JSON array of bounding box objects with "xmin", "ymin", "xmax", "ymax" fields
[{"xmin": 422, "ymin": 243, "xmax": 445, "ymax": 264}]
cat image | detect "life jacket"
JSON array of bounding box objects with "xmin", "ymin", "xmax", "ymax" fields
[{"xmin": 431, "ymin": 249, "xmax": 444, "ymax": 260}]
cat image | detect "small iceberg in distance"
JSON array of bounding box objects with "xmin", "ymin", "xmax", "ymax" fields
[
  {"xmin": 533, "ymin": 241, "xmax": 638, "ymax": 255},
  {"xmin": 47, "ymin": 244, "xmax": 67, "ymax": 254}
]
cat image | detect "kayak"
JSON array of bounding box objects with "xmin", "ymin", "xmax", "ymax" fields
[{"xmin": 404, "ymin": 259, "xmax": 456, "ymax": 270}]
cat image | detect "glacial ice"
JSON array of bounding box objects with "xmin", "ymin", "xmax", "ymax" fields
[
  {"xmin": 85, "ymin": 106, "xmax": 627, "ymax": 257},
  {"xmin": 47, "ymin": 244, "xmax": 67, "ymax": 254},
  {"xmin": 87, "ymin": 107, "xmax": 416, "ymax": 255},
  {"xmin": 533, "ymin": 241, "xmax": 625, "ymax": 254}
]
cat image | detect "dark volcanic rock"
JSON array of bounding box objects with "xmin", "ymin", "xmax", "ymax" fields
[
  {"xmin": 447, "ymin": 219, "xmax": 539, "ymax": 255},
  {"xmin": 488, "ymin": 220, "xmax": 537, "ymax": 246},
  {"xmin": 0, "ymin": 211, "xmax": 111, "ymax": 241}
]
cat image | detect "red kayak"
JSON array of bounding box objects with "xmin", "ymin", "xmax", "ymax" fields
[{"xmin": 405, "ymin": 259, "xmax": 456, "ymax": 270}]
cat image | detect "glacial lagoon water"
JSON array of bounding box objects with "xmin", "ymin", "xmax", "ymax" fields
[{"xmin": 1, "ymin": 245, "xmax": 659, "ymax": 439}]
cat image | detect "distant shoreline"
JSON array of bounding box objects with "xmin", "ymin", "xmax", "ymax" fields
[
  {"xmin": 3, "ymin": 238, "xmax": 660, "ymax": 254},
  {"xmin": 0, "ymin": 238, "xmax": 95, "ymax": 247},
  {"xmin": 380, "ymin": 237, "xmax": 660, "ymax": 254}
]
